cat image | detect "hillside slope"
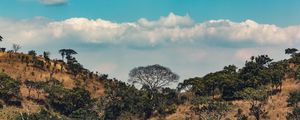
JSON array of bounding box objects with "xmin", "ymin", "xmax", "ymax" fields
[
  {"xmin": 0, "ymin": 52, "xmax": 105, "ymax": 119},
  {"xmin": 164, "ymin": 71, "xmax": 300, "ymax": 120}
]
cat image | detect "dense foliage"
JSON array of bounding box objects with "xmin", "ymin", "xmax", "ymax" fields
[
  {"xmin": 95, "ymin": 79, "xmax": 180, "ymax": 119},
  {"xmin": 0, "ymin": 72, "xmax": 22, "ymax": 106}
]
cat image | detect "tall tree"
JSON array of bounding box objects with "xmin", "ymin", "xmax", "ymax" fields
[
  {"xmin": 12, "ymin": 44, "xmax": 21, "ymax": 53},
  {"xmin": 128, "ymin": 64, "xmax": 179, "ymax": 91},
  {"xmin": 43, "ymin": 51, "xmax": 50, "ymax": 61},
  {"xmin": 59, "ymin": 49, "xmax": 77, "ymax": 61},
  {"xmin": 59, "ymin": 49, "xmax": 66, "ymax": 61}
]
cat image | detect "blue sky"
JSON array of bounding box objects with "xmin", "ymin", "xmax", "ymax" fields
[
  {"xmin": 1, "ymin": 0, "xmax": 300, "ymax": 85},
  {"xmin": 1, "ymin": 0, "xmax": 300, "ymax": 26}
]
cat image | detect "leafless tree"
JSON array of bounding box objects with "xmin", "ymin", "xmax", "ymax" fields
[
  {"xmin": 128, "ymin": 64, "xmax": 179, "ymax": 91},
  {"xmin": 12, "ymin": 44, "xmax": 21, "ymax": 53}
]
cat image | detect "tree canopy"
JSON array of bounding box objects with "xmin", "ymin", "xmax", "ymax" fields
[{"xmin": 128, "ymin": 64, "xmax": 179, "ymax": 90}]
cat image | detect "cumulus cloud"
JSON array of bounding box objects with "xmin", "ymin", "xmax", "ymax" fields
[
  {"xmin": 1, "ymin": 13, "xmax": 300, "ymax": 47},
  {"xmin": 39, "ymin": 0, "xmax": 68, "ymax": 6}
]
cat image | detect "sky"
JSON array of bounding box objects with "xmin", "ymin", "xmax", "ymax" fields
[{"xmin": 1, "ymin": 0, "xmax": 300, "ymax": 85}]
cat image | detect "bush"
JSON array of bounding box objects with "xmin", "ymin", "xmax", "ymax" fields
[
  {"xmin": 0, "ymin": 102, "xmax": 3, "ymax": 109},
  {"xmin": 0, "ymin": 72, "xmax": 22, "ymax": 106},
  {"xmin": 286, "ymin": 107, "xmax": 300, "ymax": 120},
  {"xmin": 46, "ymin": 86, "xmax": 92, "ymax": 116},
  {"xmin": 15, "ymin": 109, "xmax": 60, "ymax": 120},
  {"xmin": 69, "ymin": 108, "xmax": 99, "ymax": 120},
  {"xmin": 287, "ymin": 91, "xmax": 300, "ymax": 106}
]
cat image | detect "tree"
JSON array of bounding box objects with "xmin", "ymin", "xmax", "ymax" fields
[
  {"xmin": 236, "ymin": 87, "xmax": 269, "ymax": 120},
  {"xmin": 12, "ymin": 44, "xmax": 21, "ymax": 53},
  {"xmin": 43, "ymin": 51, "xmax": 50, "ymax": 61},
  {"xmin": 59, "ymin": 49, "xmax": 77, "ymax": 61},
  {"xmin": 46, "ymin": 86, "xmax": 92, "ymax": 116},
  {"xmin": 190, "ymin": 96, "xmax": 231, "ymax": 120},
  {"xmin": 239, "ymin": 55, "xmax": 273, "ymax": 88},
  {"xmin": 24, "ymin": 80, "xmax": 35, "ymax": 97},
  {"xmin": 28, "ymin": 50, "xmax": 37, "ymax": 57},
  {"xmin": 59, "ymin": 49, "xmax": 66, "ymax": 61},
  {"xmin": 128, "ymin": 64, "xmax": 179, "ymax": 91},
  {"xmin": 285, "ymin": 48, "xmax": 298, "ymax": 57},
  {"xmin": 0, "ymin": 36, "xmax": 5, "ymax": 52},
  {"xmin": 287, "ymin": 91, "xmax": 300, "ymax": 107}
]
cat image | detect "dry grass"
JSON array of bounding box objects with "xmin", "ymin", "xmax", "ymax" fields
[
  {"xmin": 0, "ymin": 100, "xmax": 41, "ymax": 120},
  {"xmin": 0, "ymin": 52, "xmax": 104, "ymax": 98},
  {"xmin": 162, "ymin": 78, "xmax": 300, "ymax": 120},
  {"xmin": 0, "ymin": 52, "xmax": 105, "ymax": 119}
]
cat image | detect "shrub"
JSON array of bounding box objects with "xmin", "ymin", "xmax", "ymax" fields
[
  {"xmin": 15, "ymin": 109, "xmax": 61, "ymax": 120},
  {"xmin": 287, "ymin": 91, "xmax": 300, "ymax": 107},
  {"xmin": 0, "ymin": 72, "xmax": 22, "ymax": 106},
  {"xmin": 286, "ymin": 107, "xmax": 300, "ymax": 120},
  {"xmin": 46, "ymin": 86, "xmax": 92, "ymax": 116}
]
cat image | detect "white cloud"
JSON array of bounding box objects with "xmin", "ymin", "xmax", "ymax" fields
[
  {"xmin": 1, "ymin": 13, "xmax": 300, "ymax": 47},
  {"xmin": 39, "ymin": 0, "xmax": 68, "ymax": 5}
]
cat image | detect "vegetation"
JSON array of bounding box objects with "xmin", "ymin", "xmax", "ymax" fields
[
  {"xmin": 0, "ymin": 72, "xmax": 22, "ymax": 106},
  {"xmin": 12, "ymin": 44, "xmax": 21, "ymax": 53},
  {"xmin": 1, "ymin": 35, "xmax": 300, "ymax": 120}
]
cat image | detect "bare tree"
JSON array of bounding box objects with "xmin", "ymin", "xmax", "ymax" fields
[
  {"xmin": 12, "ymin": 44, "xmax": 21, "ymax": 53},
  {"xmin": 128, "ymin": 64, "xmax": 179, "ymax": 91}
]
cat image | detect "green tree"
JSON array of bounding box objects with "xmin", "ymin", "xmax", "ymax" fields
[
  {"xmin": 239, "ymin": 55, "xmax": 273, "ymax": 88},
  {"xmin": 59, "ymin": 49, "xmax": 66, "ymax": 61},
  {"xmin": 28, "ymin": 50, "xmax": 37, "ymax": 57},
  {"xmin": 268, "ymin": 62, "xmax": 285, "ymax": 91},
  {"xmin": 59, "ymin": 49, "xmax": 77, "ymax": 61},
  {"xmin": 285, "ymin": 48, "xmax": 298, "ymax": 57},
  {"xmin": 0, "ymin": 72, "xmax": 22, "ymax": 106},
  {"xmin": 43, "ymin": 51, "xmax": 50, "ymax": 61},
  {"xmin": 236, "ymin": 87, "xmax": 269, "ymax": 120},
  {"xmin": 46, "ymin": 86, "xmax": 92, "ymax": 116}
]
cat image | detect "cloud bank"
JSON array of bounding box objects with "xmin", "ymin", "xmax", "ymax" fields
[{"xmin": 1, "ymin": 13, "xmax": 300, "ymax": 47}]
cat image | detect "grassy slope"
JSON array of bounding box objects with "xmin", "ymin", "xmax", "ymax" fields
[
  {"xmin": 0, "ymin": 52, "xmax": 105, "ymax": 119},
  {"xmin": 165, "ymin": 72, "xmax": 300, "ymax": 120}
]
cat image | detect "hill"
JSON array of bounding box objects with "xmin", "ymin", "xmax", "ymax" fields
[
  {"xmin": 0, "ymin": 49, "xmax": 300, "ymax": 120},
  {"xmin": 0, "ymin": 52, "xmax": 105, "ymax": 119}
]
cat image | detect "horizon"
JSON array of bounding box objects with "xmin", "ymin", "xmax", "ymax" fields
[{"xmin": 1, "ymin": 0, "xmax": 300, "ymax": 84}]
